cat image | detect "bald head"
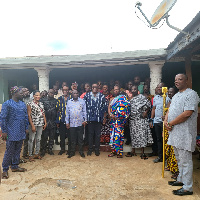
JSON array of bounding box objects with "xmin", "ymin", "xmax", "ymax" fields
[{"xmin": 175, "ymin": 74, "xmax": 188, "ymax": 91}]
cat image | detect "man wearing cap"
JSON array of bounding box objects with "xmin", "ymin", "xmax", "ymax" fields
[{"xmin": 1, "ymin": 86, "xmax": 29, "ymax": 179}]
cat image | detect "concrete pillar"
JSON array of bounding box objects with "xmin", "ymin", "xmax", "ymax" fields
[
  {"xmin": 148, "ymin": 61, "xmax": 165, "ymax": 95},
  {"xmin": 0, "ymin": 70, "xmax": 4, "ymax": 104},
  {"xmin": 34, "ymin": 67, "xmax": 50, "ymax": 92}
]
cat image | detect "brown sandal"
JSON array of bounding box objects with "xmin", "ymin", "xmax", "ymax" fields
[
  {"xmin": 34, "ymin": 154, "xmax": 42, "ymax": 159},
  {"xmin": 2, "ymin": 171, "xmax": 9, "ymax": 179},
  {"xmin": 29, "ymin": 156, "xmax": 35, "ymax": 162},
  {"xmin": 117, "ymin": 155, "xmax": 123, "ymax": 158}
]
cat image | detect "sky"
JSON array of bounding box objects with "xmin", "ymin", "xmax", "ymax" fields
[{"xmin": 0, "ymin": 0, "xmax": 199, "ymax": 58}]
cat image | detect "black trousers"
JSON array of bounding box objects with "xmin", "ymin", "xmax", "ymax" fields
[
  {"xmin": 59, "ymin": 122, "xmax": 71, "ymax": 152},
  {"xmin": 88, "ymin": 121, "xmax": 101, "ymax": 152},
  {"xmin": 151, "ymin": 126, "xmax": 158, "ymax": 154},
  {"xmin": 70, "ymin": 126, "xmax": 84, "ymax": 155},
  {"xmin": 83, "ymin": 125, "xmax": 89, "ymax": 145},
  {"xmin": 40, "ymin": 127, "xmax": 55, "ymax": 151},
  {"xmin": 154, "ymin": 123, "xmax": 163, "ymax": 158},
  {"xmin": 124, "ymin": 123, "xmax": 131, "ymax": 143}
]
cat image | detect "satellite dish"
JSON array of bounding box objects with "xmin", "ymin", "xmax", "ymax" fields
[
  {"xmin": 150, "ymin": 0, "xmax": 177, "ymax": 26},
  {"xmin": 135, "ymin": 0, "xmax": 188, "ymax": 35}
]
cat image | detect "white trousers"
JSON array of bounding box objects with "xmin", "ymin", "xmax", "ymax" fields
[{"xmin": 173, "ymin": 146, "xmax": 193, "ymax": 192}]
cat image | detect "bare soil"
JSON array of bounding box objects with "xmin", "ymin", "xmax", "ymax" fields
[{"xmin": 0, "ymin": 140, "xmax": 200, "ymax": 200}]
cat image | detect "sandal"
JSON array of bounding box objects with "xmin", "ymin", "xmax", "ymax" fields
[
  {"xmin": 2, "ymin": 171, "xmax": 9, "ymax": 179},
  {"xmin": 140, "ymin": 154, "xmax": 148, "ymax": 160},
  {"xmin": 11, "ymin": 167, "xmax": 27, "ymax": 172},
  {"xmin": 108, "ymin": 152, "xmax": 116, "ymax": 157},
  {"xmin": 20, "ymin": 158, "xmax": 27, "ymax": 163},
  {"xmin": 29, "ymin": 156, "xmax": 35, "ymax": 162},
  {"xmin": 125, "ymin": 152, "xmax": 137, "ymax": 157},
  {"xmin": 117, "ymin": 155, "xmax": 123, "ymax": 158},
  {"xmin": 34, "ymin": 154, "xmax": 42, "ymax": 159}
]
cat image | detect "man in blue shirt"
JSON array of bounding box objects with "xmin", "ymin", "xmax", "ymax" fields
[
  {"xmin": 84, "ymin": 83, "xmax": 107, "ymax": 156},
  {"xmin": 1, "ymin": 86, "xmax": 29, "ymax": 179},
  {"xmin": 150, "ymin": 82, "xmax": 170, "ymax": 163},
  {"xmin": 66, "ymin": 90, "xmax": 87, "ymax": 158}
]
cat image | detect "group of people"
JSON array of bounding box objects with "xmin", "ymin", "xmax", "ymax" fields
[{"xmin": 0, "ymin": 74, "xmax": 199, "ymax": 196}]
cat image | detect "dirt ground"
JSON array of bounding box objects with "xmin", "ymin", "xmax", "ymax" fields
[{"xmin": 0, "ymin": 140, "xmax": 200, "ymax": 200}]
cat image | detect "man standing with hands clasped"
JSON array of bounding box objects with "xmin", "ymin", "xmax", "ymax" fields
[
  {"xmin": 65, "ymin": 90, "xmax": 87, "ymax": 158},
  {"xmin": 164, "ymin": 73, "xmax": 200, "ymax": 196}
]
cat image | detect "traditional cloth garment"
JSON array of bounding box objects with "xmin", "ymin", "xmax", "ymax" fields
[
  {"xmin": 10, "ymin": 86, "xmax": 21, "ymax": 96},
  {"xmin": 100, "ymin": 93, "xmax": 112, "ymax": 144},
  {"xmin": 164, "ymin": 127, "xmax": 178, "ymax": 173},
  {"xmin": 129, "ymin": 94, "xmax": 153, "ymax": 148},
  {"xmin": 109, "ymin": 95, "xmax": 130, "ymax": 156}
]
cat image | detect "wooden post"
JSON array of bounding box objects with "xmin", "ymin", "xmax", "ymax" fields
[{"xmin": 185, "ymin": 56, "xmax": 192, "ymax": 89}]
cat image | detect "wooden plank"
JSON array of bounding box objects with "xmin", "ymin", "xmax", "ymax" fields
[{"xmin": 185, "ymin": 55, "xmax": 192, "ymax": 88}]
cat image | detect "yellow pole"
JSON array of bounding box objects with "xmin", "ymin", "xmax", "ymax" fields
[{"xmin": 162, "ymin": 87, "xmax": 168, "ymax": 178}]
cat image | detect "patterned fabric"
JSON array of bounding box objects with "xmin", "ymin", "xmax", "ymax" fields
[
  {"xmin": 100, "ymin": 94, "xmax": 112, "ymax": 144},
  {"xmin": 1, "ymin": 99, "xmax": 28, "ymax": 141},
  {"xmin": 168, "ymin": 88, "xmax": 200, "ymax": 152},
  {"xmin": 40, "ymin": 97, "xmax": 58, "ymax": 129},
  {"xmin": 28, "ymin": 101, "xmax": 44, "ymax": 126},
  {"xmin": 84, "ymin": 92, "xmax": 107, "ymax": 122},
  {"xmin": 164, "ymin": 127, "xmax": 178, "ymax": 173},
  {"xmin": 2, "ymin": 140, "xmax": 24, "ymax": 172},
  {"xmin": 109, "ymin": 95, "xmax": 130, "ymax": 156},
  {"xmin": 129, "ymin": 94, "xmax": 153, "ymax": 148},
  {"xmin": 153, "ymin": 95, "xmax": 170, "ymax": 123},
  {"xmin": 56, "ymin": 95, "xmax": 71, "ymax": 123},
  {"xmin": 10, "ymin": 86, "xmax": 21, "ymax": 95},
  {"xmin": 65, "ymin": 98, "xmax": 86, "ymax": 127}
]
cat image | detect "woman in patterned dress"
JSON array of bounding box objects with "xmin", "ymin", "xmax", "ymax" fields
[
  {"xmin": 108, "ymin": 85, "xmax": 130, "ymax": 158},
  {"xmin": 127, "ymin": 85, "xmax": 153, "ymax": 159},
  {"xmin": 27, "ymin": 90, "xmax": 47, "ymax": 161},
  {"xmin": 100, "ymin": 84, "xmax": 112, "ymax": 144}
]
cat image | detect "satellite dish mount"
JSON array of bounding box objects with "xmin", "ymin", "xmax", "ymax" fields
[{"xmin": 135, "ymin": 0, "xmax": 188, "ymax": 35}]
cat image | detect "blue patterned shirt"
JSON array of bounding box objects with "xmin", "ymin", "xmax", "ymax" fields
[
  {"xmin": 56, "ymin": 95, "xmax": 71, "ymax": 123},
  {"xmin": 65, "ymin": 98, "xmax": 86, "ymax": 127},
  {"xmin": 84, "ymin": 92, "xmax": 107, "ymax": 122},
  {"xmin": 1, "ymin": 99, "xmax": 29, "ymax": 141}
]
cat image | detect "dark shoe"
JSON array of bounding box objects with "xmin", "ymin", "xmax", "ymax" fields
[
  {"xmin": 95, "ymin": 151, "xmax": 100, "ymax": 156},
  {"xmin": 153, "ymin": 157, "xmax": 163, "ymax": 163},
  {"xmin": 148, "ymin": 152, "xmax": 158, "ymax": 157},
  {"xmin": 168, "ymin": 181, "xmax": 184, "ymax": 186},
  {"xmin": 80, "ymin": 153, "xmax": 85, "ymax": 158},
  {"xmin": 48, "ymin": 150, "xmax": 54, "ymax": 155},
  {"xmin": 2, "ymin": 171, "xmax": 9, "ymax": 179},
  {"xmin": 22, "ymin": 155, "xmax": 29, "ymax": 159},
  {"xmin": 87, "ymin": 151, "xmax": 92, "ymax": 156},
  {"xmin": 173, "ymin": 188, "xmax": 193, "ymax": 196},
  {"xmin": 40, "ymin": 151, "xmax": 46, "ymax": 157},
  {"xmin": 140, "ymin": 153, "xmax": 148, "ymax": 160},
  {"xmin": 125, "ymin": 141, "xmax": 131, "ymax": 145},
  {"xmin": 58, "ymin": 150, "xmax": 65, "ymax": 155},
  {"xmin": 11, "ymin": 167, "xmax": 27, "ymax": 172}
]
